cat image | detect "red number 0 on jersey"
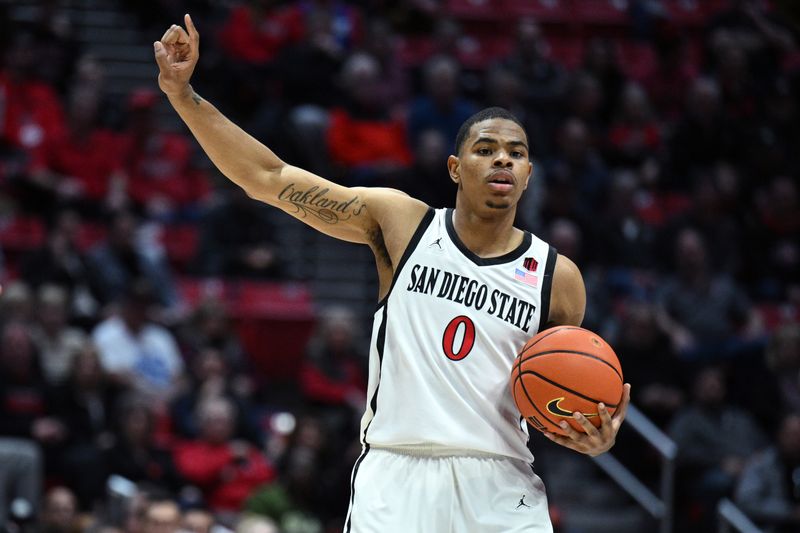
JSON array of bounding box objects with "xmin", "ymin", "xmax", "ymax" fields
[{"xmin": 442, "ymin": 315, "xmax": 476, "ymax": 361}]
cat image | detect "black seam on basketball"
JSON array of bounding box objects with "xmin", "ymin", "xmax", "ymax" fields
[
  {"xmin": 514, "ymin": 373, "xmax": 561, "ymax": 432},
  {"xmin": 519, "ymin": 349, "xmax": 623, "ymax": 381},
  {"xmin": 517, "ymin": 370, "xmax": 620, "ymax": 408},
  {"xmin": 513, "ymin": 327, "xmax": 584, "ymax": 359}
]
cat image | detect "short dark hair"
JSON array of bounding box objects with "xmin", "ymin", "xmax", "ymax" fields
[{"xmin": 454, "ymin": 107, "xmax": 526, "ymax": 155}]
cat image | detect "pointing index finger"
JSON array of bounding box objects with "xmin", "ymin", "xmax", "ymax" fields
[{"xmin": 185, "ymin": 13, "xmax": 200, "ymax": 44}]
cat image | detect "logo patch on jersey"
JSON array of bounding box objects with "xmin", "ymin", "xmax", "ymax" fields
[
  {"xmin": 546, "ymin": 397, "xmax": 598, "ymax": 418},
  {"xmin": 523, "ymin": 257, "xmax": 538, "ymax": 271},
  {"xmin": 514, "ymin": 268, "xmax": 538, "ymax": 287},
  {"xmin": 428, "ymin": 237, "xmax": 443, "ymax": 250}
]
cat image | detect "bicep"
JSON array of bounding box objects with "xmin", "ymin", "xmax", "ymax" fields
[{"xmin": 547, "ymin": 254, "xmax": 586, "ymax": 327}]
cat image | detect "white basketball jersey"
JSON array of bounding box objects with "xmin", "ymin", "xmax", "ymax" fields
[{"xmin": 359, "ymin": 208, "xmax": 557, "ymax": 462}]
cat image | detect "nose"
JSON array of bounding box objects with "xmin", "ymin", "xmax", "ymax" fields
[{"xmin": 493, "ymin": 151, "xmax": 513, "ymax": 168}]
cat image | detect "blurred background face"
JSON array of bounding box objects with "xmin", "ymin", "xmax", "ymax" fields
[
  {"xmin": 123, "ymin": 405, "xmax": 153, "ymax": 446},
  {"xmin": 199, "ymin": 399, "xmax": 235, "ymax": 444},
  {"xmin": 182, "ymin": 509, "xmax": 214, "ymax": 533},
  {"xmin": 415, "ymin": 129, "xmax": 447, "ymax": 172},
  {"xmin": 0, "ymin": 323, "xmax": 35, "ymax": 378},
  {"xmin": 694, "ymin": 368, "xmax": 726, "ymax": 407},
  {"xmin": 73, "ymin": 345, "xmax": 102, "ymax": 388},
  {"xmin": 41, "ymin": 487, "xmax": 77, "ymax": 532},
  {"xmin": 145, "ymin": 501, "xmax": 181, "ymax": 533},
  {"xmin": 341, "ymin": 53, "xmax": 382, "ymax": 109},
  {"xmin": 39, "ymin": 286, "xmax": 68, "ymax": 333},
  {"xmin": 425, "ymin": 57, "xmax": 459, "ymax": 104},
  {"xmin": 675, "ymin": 228, "xmax": 707, "ymax": 274}
]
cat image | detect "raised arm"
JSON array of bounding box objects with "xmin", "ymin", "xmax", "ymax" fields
[{"xmin": 153, "ymin": 14, "xmax": 426, "ymax": 249}]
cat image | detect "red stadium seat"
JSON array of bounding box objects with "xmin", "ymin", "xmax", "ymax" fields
[
  {"xmin": 159, "ymin": 224, "xmax": 199, "ymax": 267},
  {"xmin": 0, "ymin": 216, "xmax": 45, "ymax": 252},
  {"xmin": 501, "ymin": 0, "xmax": 572, "ymax": 24},
  {"xmin": 446, "ymin": 0, "xmax": 505, "ymax": 20},
  {"xmin": 572, "ymin": 0, "xmax": 630, "ymax": 25}
]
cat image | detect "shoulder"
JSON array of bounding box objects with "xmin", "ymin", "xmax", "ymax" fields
[{"xmin": 548, "ymin": 254, "xmax": 586, "ymax": 327}]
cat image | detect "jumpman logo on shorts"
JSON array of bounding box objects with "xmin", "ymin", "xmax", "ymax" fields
[{"xmin": 516, "ymin": 495, "xmax": 531, "ymax": 509}]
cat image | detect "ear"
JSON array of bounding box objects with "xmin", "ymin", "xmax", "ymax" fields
[
  {"xmin": 523, "ymin": 161, "xmax": 533, "ymax": 190},
  {"xmin": 447, "ymin": 154, "xmax": 461, "ymax": 185}
]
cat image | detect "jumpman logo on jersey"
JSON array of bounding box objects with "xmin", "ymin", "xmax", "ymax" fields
[
  {"xmin": 516, "ymin": 495, "xmax": 531, "ymax": 509},
  {"xmin": 428, "ymin": 237, "xmax": 443, "ymax": 250}
]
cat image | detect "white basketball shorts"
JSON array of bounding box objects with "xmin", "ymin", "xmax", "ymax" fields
[{"xmin": 343, "ymin": 446, "xmax": 553, "ymax": 533}]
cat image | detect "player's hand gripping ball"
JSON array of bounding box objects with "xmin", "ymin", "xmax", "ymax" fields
[{"xmin": 510, "ymin": 326, "xmax": 624, "ymax": 436}]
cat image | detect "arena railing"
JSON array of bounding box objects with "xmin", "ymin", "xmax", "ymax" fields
[
  {"xmin": 717, "ymin": 499, "xmax": 764, "ymax": 533},
  {"xmin": 590, "ymin": 403, "xmax": 678, "ymax": 533}
]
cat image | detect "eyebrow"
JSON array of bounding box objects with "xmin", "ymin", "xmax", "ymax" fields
[{"xmin": 472, "ymin": 137, "xmax": 529, "ymax": 151}]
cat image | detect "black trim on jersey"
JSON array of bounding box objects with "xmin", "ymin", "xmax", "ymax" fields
[
  {"xmin": 536, "ymin": 245, "xmax": 558, "ymax": 333},
  {"xmin": 376, "ymin": 207, "xmax": 435, "ymax": 310},
  {"xmin": 344, "ymin": 445, "xmax": 370, "ymax": 533},
  {"xmin": 364, "ymin": 303, "xmax": 389, "ymax": 443},
  {"xmin": 445, "ymin": 208, "xmax": 532, "ymax": 266}
]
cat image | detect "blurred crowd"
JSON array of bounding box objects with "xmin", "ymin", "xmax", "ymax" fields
[{"xmin": 1, "ymin": 0, "xmax": 799, "ymax": 532}]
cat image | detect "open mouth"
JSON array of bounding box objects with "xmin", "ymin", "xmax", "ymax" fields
[{"xmin": 487, "ymin": 171, "xmax": 514, "ymax": 192}]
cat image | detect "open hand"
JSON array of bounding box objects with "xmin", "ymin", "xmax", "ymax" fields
[
  {"xmin": 154, "ymin": 14, "xmax": 199, "ymax": 97},
  {"xmin": 544, "ymin": 383, "xmax": 631, "ymax": 457}
]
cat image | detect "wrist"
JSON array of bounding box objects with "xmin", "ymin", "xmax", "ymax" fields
[{"xmin": 166, "ymin": 84, "xmax": 195, "ymax": 103}]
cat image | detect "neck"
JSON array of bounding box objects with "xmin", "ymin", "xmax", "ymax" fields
[{"xmin": 451, "ymin": 202, "xmax": 522, "ymax": 257}]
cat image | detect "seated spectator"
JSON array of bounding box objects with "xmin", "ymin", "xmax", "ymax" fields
[
  {"xmin": 195, "ymin": 184, "xmax": 282, "ymax": 279},
  {"xmin": 217, "ymin": 0, "xmax": 305, "ymax": 66},
  {"xmin": 407, "ymin": 55, "xmax": 476, "ymax": 151},
  {"xmin": 542, "ymin": 118, "xmax": 609, "ymax": 224},
  {"xmin": 39, "ymin": 486, "xmax": 78, "ymax": 533},
  {"xmin": 86, "ymin": 209, "xmax": 180, "ymax": 310},
  {"xmin": 91, "ymin": 280, "xmax": 184, "ymax": 404},
  {"xmin": 29, "ymin": 284, "xmax": 87, "ymax": 385},
  {"xmin": 170, "ymin": 347, "xmax": 263, "ymax": 446},
  {"xmin": 174, "ymin": 397, "xmax": 276, "ymax": 513},
  {"xmin": 398, "ymin": 128, "xmax": 453, "ymax": 209},
  {"xmin": 581, "ymin": 38, "xmax": 626, "ymax": 126},
  {"xmin": 0, "ymin": 321, "xmax": 65, "ymax": 451},
  {"xmin": 104, "ymin": 395, "xmax": 183, "ymax": 492},
  {"xmin": 0, "ymin": 280, "xmax": 34, "ymax": 326},
  {"xmin": 0, "ymin": 30, "xmax": 66, "ymax": 185},
  {"xmin": 116, "ymin": 89, "xmax": 209, "ymax": 220},
  {"xmin": 669, "ymin": 366, "xmax": 767, "ymax": 531},
  {"xmin": 656, "ymin": 227, "xmax": 763, "ymax": 360},
  {"xmin": 50, "ymin": 343, "xmax": 125, "ymax": 507},
  {"xmin": 300, "ymin": 306, "xmax": 366, "ymax": 443},
  {"xmin": 499, "ymin": 18, "xmax": 566, "ymax": 155},
  {"xmin": 606, "ymin": 82, "xmax": 662, "ymax": 168},
  {"xmin": 37, "ymin": 84, "xmax": 124, "ymax": 212},
  {"xmin": 182, "ymin": 296, "xmax": 249, "ymax": 379},
  {"xmin": 326, "ymin": 52, "xmax": 412, "ymax": 185},
  {"xmin": 735, "ymin": 412, "xmax": 800, "ymax": 533},
  {"xmin": 615, "ymin": 301, "xmax": 684, "ymax": 428},
  {"xmin": 20, "ymin": 209, "xmax": 100, "ymax": 321}
]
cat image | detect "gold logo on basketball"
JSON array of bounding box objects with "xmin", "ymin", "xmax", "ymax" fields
[
  {"xmin": 546, "ymin": 397, "xmax": 598, "ymax": 418},
  {"xmin": 590, "ymin": 337, "xmax": 601, "ymax": 347}
]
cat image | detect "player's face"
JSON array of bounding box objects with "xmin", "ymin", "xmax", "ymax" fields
[{"xmin": 448, "ymin": 118, "xmax": 532, "ymax": 212}]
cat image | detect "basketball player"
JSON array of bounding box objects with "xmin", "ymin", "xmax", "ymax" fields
[{"xmin": 154, "ymin": 15, "xmax": 631, "ymax": 532}]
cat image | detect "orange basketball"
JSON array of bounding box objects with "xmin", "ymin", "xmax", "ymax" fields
[{"xmin": 510, "ymin": 326, "xmax": 624, "ymax": 437}]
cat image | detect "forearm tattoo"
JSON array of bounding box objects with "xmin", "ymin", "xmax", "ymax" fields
[{"xmin": 278, "ymin": 183, "xmax": 366, "ymax": 224}]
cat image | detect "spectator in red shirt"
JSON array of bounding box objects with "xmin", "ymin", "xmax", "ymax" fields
[
  {"xmin": 0, "ymin": 31, "xmax": 66, "ymax": 171},
  {"xmin": 326, "ymin": 52, "xmax": 412, "ymax": 186},
  {"xmin": 174, "ymin": 397, "xmax": 275, "ymax": 512},
  {"xmin": 116, "ymin": 89, "xmax": 209, "ymax": 220},
  {"xmin": 38, "ymin": 85, "xmax": 123, "ymax": 211},
  {"xmin": 300, "ymin": 306, "xmax": 366, "ymax": 441},
  {"xmin": 606, "ymin": 82, "xmax": 663, "ymax": 168},
  {"xmin": 217, "ymin": 0, "xmax": 305, "ymax": 66}
]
